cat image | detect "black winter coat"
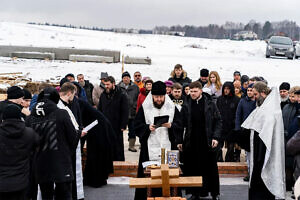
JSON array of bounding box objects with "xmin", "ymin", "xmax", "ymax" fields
[
  {"xmin": 98, "ymin": 86, "xmax": 129, "ymax": 132},
  {"xmin": 118, "ymin": 81, "xmax": 140, "ymax": 119},
  {"xmin": 83, "ymin": 80, "xmax": 94, "ymax": 106},
  {"xmin": 0, "ymin": 119, "xmax": 39, "ymax": 192},
  {"xmin": 26, "ymin": 99, "xmax": 81, "ymax": 183},
  {"xmin": 282, "ymin": 103, "xmax": 298, "ymax": 138},
  {"xmin": 216, "ymin": 82, "xmax": 240, "ymax": 137},
  {"xmin": 181, "ymin": 93, "xmax": 222, "ymax": 151}
]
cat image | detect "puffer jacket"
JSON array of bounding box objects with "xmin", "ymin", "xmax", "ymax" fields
[{"xmin": 118, "ymin": 81, "xmax": 139, "ymax": 119}]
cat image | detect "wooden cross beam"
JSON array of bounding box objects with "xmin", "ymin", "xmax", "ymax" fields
[{"xmin": 130, "ymin": 164, "xmax": 202, "ymax": 197}]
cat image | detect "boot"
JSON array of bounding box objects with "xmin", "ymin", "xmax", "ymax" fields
[{"xmin": 128, "ymin": 138, "xmax": 137, "ymax": 152}]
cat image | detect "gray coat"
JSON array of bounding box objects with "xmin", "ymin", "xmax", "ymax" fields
[{"xmin": 118, "ymin": 81, "xmax": 139, "ymax": 119}]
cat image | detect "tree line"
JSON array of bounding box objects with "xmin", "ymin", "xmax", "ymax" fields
[{"xmin": 28, "ymin": 20, "xmax": 300, "ymax": 40}]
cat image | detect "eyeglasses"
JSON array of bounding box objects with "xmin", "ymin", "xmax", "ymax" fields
[{"xmin": 135, "ymin": 75, "xmax": 141, "ymax": 77}]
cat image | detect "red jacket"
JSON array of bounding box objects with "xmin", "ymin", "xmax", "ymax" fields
[{"xmin": 136, "ymin": 88, "xmax": 148, "ymax": 113}]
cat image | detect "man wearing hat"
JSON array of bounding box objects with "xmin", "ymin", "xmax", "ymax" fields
[
  {"xmin": 0, "ymin": 86, "xmax": 26, "ymax": 123},
  {"xmin": 198, "ymin": 68, "xmax": 209, "ymax": 87},
  {"xmin": 118, "ymin": 71, "xmax": 140, "ymax": 152},
  {"xmin": 279, "ymin": 82, "xmax": 291, "ymax": 109},
  {"xmin": 134, "ymin": 81, "xmax": 183, "ymax": 200},
  {"xmin": 92, "ymin": 72, "xmax": 108, "ymax": 108},
  {"xmin": 0, "ymin": 105, "xmax": 39, "ymax": 200}
]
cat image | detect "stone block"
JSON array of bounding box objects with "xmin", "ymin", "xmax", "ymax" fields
[
  {"xmin": 69, "ymin": 54, "xmax": 114, "ymax": 63},
  {"xmin": 10, "ymin": 51, "xmax": 55, "ymax": 60},
  {"xmin": 124, "ymin": 56, "xmax": 151, "ymax": 65}
]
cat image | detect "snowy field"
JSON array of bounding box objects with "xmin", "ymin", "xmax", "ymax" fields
[{"xmin": 0, "ymin": 22, "xmax": 299, "ymax": 87}]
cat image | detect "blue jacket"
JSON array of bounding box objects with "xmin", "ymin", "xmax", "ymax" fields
[
  {"xmin": 235, "ymin": 96, "xmax": 256, "ymax": 130},
  {"xmin": 29, "ymin": 94, "xmax": 38, "ymax": 111}
]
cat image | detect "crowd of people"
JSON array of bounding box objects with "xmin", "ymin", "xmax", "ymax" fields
[{"xmin": 0, "ymin": 64, "xmax": 299, "ymax": 200}]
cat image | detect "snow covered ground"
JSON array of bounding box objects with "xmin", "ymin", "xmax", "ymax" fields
[{"xmin": 0, "ymin": 22, "xmax": 299, "ymax": 87}]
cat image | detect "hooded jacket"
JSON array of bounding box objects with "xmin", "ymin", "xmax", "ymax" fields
[
  {"xmin": 216, "ymin": 82, "xmax": 240, "ymax": 135},
  {"xmin": 168, "ymin": 70, "xmax": 192, "ymax": 86},
  {"xmin": 0, "ymin": 119, "xmax": 39, "ymax": 192},
  {"xmin": 136, "ymin": 87, "xmax": 149, "ymax": 113},
  {"xmin": 26, "ymin": 99, "xmax": 80, "ymax": 183}
]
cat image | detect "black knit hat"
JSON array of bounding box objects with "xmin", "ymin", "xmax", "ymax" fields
[
  {"xmin": 60, "ymin": 77, "xmax": 70, "ymax": 87},
  {"xmin": 65, "ymin": 73, "xmax": 75, "ymax": 79},
  {"xmin": 200, "ymin": 68, "xmax": 209, "ymax": 77},
  {"xmin": 2, "ymin": 104, "xmax": 21, "ymax": 120},
  {"xmin": 152, "ymin": 81, "xmax": 166, "ymax": 95},
  {"xmin": 23, "ymin": 89, "xmax": 32, "ymax": 100},
  {"xmin": 295, "ymin": 90, "xmax": 300, "ymax": 95},
  {"xmin": 37, "ymin": 87, "xmax": 60, "ymax": 104},
  {"xmin": 279, "ymin": 82, "xmax": 290, "ymax": 91},
  {"xmin": 122, "ymin": 71, "xmax": 131, "ymax": 79},
  {"xmin": 7, "ymin": 86, "xmax": 24, "ymax": 100}
]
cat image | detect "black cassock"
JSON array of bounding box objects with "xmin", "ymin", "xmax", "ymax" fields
[
  {"xmin": 134, "ymin": 106, "xmax": 183, "ymax": 200},
  {"xmin": 182, "ymin": 97, "xmax": 220, "ymax": 197},
  {"xmin": 78, "ymin": 100, "xmax": 115, "ymax": 187}
]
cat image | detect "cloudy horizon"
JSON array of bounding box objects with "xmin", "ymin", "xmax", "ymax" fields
[{"xmin": 1, "ymin": 0, "xmax": 300, "ymax": 29}]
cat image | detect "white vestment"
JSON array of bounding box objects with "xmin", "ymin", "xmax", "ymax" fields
[
  {"xmin": 242, "ymin": 87, "xmax": 285, "ymax": 199},
  {"xmin": 142, "ymin": 93, "xmax": 175, "ymax": 162},
  {"xmin": 57, "ymin": 100, "xmax": 84, "ymax": 199}
]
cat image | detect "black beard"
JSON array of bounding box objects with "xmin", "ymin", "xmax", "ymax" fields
[
  {"xmin": 256, "ymin": 96, "xmax": 265, "ymax": 107},
  {"xmin": 153, "ymin": 100, "xmax": 165, "ymax": 109}
]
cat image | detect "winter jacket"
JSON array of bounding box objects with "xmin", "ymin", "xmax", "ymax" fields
[
  {"xmin": 216, "ymin": 82, "xmax": 240, "ymax": 136},
  {"xmin": 181, "ymin": 93, "xmax": 222, "ymax": 151},
  {"xmin": 168, "ymin": 70, "xmax": 192, "ymax": 86},
  {"xmin": 197, "ymin": 79, "xmax": 208, "ymax": 88},
  {"xmin": 136, "ymin": 87, "xmax": 148, "ymax": 113},
  {"xmin": 283, "ymin": 103, "xmax": 298, "ymax": 138},
  {"xmin": 0, "ymin": 100, "xmax": 24, "ymax": 123},
  {"xmin": 0, "ymin": 119, "xmax": 39, "ymax": 192},
  {"xmin": 235, "ymin": 96, "xmax": 256, "ymax": 130},
  {"xmin": 287, "ymin": 130, "xmax": 300, "ymax": 180},
  {"xmin": 118, "ymin": 81, "xmax": 139, "ymax": 119},
  {"xmin": 98, "ymin": 86, "xmax": 129, "ymax": 132},
  {"xmin": 203, "ymin": 83, "xmax": 222, "ymax": 101},
  {"xmin": 82, "ymin": 80, "xmax": 94, "ymax": 106},
  {"xmin": 26, "ymin": 99, "xmax": 81, "ymax": 183},
  {"xmin": 92, "ymin": 83, "xmax": 105, "ymax": 107},
  {"xmin": 72, "ymin": 81, "xmax": 88, "ymax": 102}
]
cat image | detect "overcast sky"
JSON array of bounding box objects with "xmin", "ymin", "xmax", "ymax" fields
[{"xmin": 1, "ymin": 0, "xmax": 300, "ymax": 29}]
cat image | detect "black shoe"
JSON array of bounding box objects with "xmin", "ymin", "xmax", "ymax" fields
[
  {"xmin": 128, "ymin": 148, "xmax": 137, "ymax": 152},
  {"xmin": 243, "ymin": 175, "xmax": 249, "ymax": 182}
]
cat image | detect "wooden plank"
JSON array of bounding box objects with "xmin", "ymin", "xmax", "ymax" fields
[
  {"xmin": 161, "ymin": 164, "xmax": 170, "ymax": 197},
  {"xmin": 151, "ymin": 168, "xmax": 179, "ymax": 179},
  {"xmin": 0, "ymin": 72, "xmax": 22, "ymax": 76},
  {"xmin": 129, "ymin": 177, "xmax": 202, "ymax": 188},
  {"xmin": 152, "ymin": 197, "xmax": 186, "ymax": 200}
]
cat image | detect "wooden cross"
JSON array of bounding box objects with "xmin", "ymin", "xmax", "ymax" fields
[{"xmin": 130, "ymin": 164, "xmax": 202, "ymax": 198}]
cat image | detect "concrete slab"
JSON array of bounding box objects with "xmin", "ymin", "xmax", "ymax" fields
[
  {"xmin": 124, "ymin": 56, "xmax": 151, "ymax": 64},
  {"xmin": 0, "ymin": 45, "xmax": 120, "ymax": 62},
  {"xmin": 69, "ymin": 54, "xmax": 114, "ymax": 63},
  {"xmin": 10, "ymin": 51, "xmax": 55, "ymax": 60}
]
